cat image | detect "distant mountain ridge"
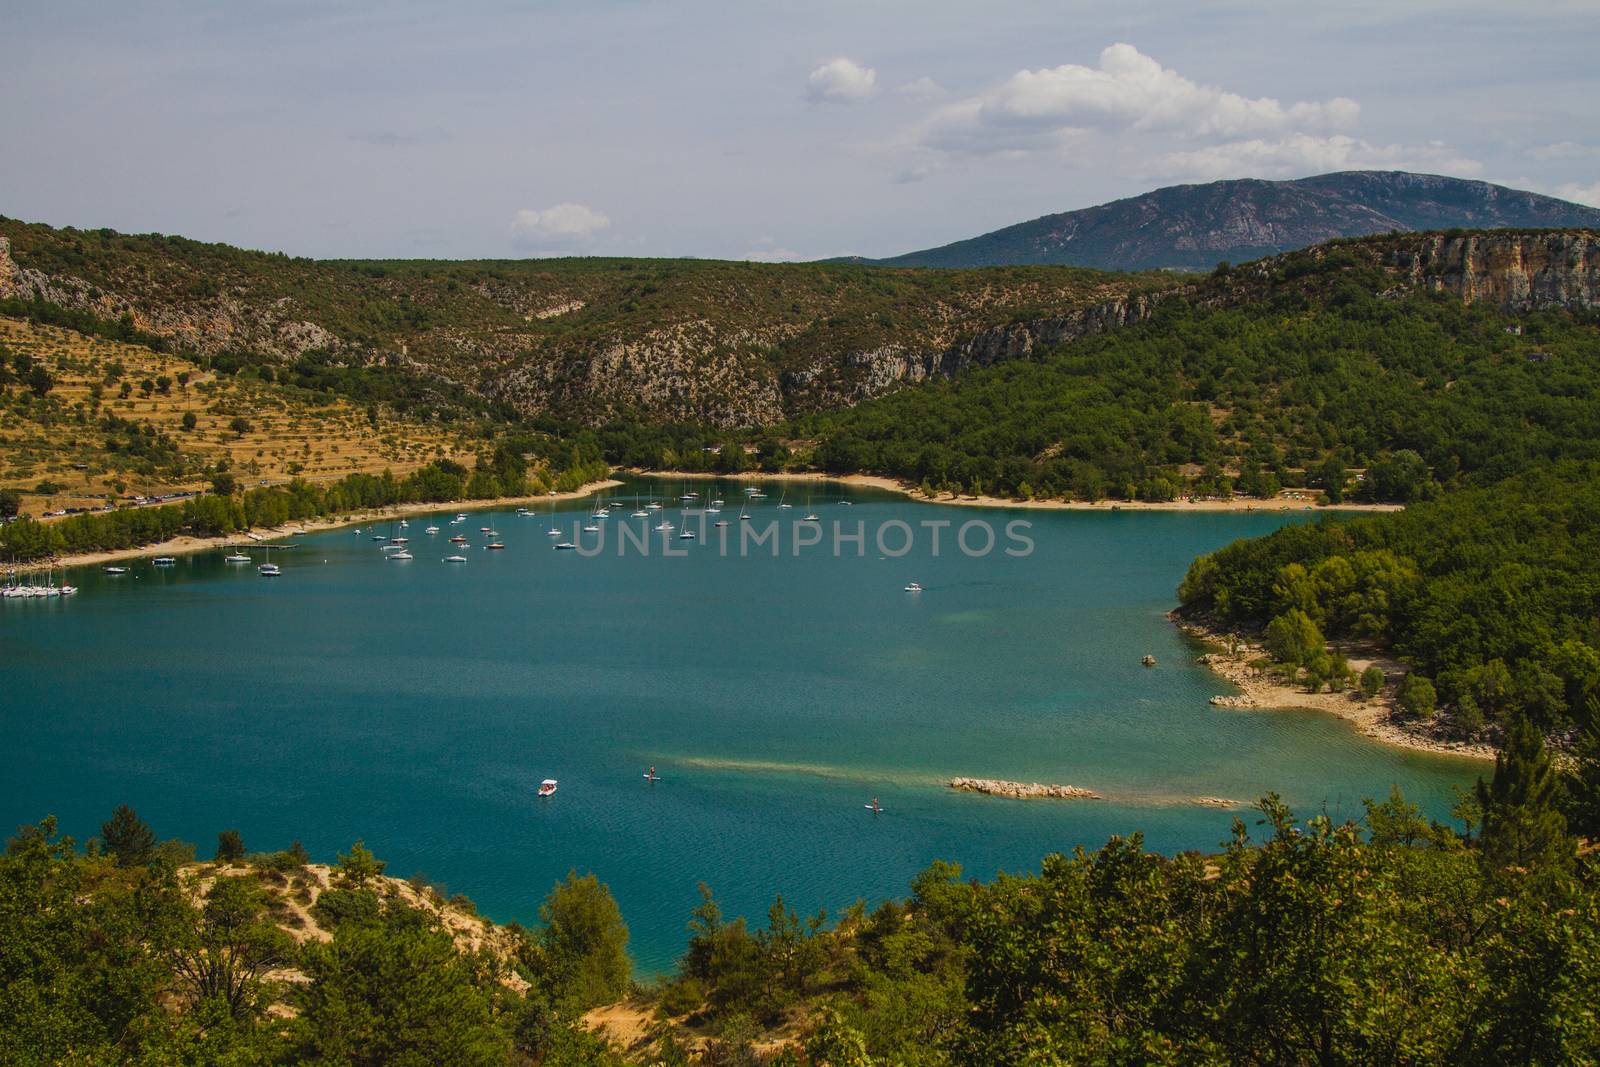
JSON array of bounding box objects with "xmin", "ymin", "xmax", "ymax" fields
[{"xmin": 865, "ymin": 171, "xmax": 1600, "ymax": 272}]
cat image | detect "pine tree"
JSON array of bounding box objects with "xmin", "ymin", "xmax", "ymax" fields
[
  {"xmin": 100, "ymin": 804, "xmax": 155, "ymax": 867},
  {"xmin": 1475, "ymin": 715, "xmax": 1573, "ymax": 873},
  {"xmin": 1564, "ymin": 695, "xmax": 1600, "ymax": 840}
]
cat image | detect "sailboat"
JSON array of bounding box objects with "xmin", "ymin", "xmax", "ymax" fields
[
  {"xmin": 631, "ymin": 492, "xmax": 648, "ymax": 519},
  {"xmin": 739, "ymin": 499, "xmax": 752, "ymax": 522},
  {"xmin": 224, "ymin": 549, "xmax": 251, "ymax": 563},
  {"xmin": 258, "ymin": 545, "xmax": 281, "ymax": 576},
  {"xmin": 801, "ymin": 490, "xmax": 819, "ymax": 522},
  {"xmin": 777, "ymin": 490, "xmax": 793, "ymax": 509},
  {"xmin": 547, "ymin": 492, "xmax": 561, "ymax": 537}
]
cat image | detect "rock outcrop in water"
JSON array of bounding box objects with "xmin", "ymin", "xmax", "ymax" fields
[{"xmin": 949, "ymin": 777, "xmax": 1103, "ymax": 800}]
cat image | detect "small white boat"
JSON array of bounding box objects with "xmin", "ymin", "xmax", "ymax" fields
[
  {"xmin": 710, "ymin": 499, "xmax": 724, "ymax": 507},
  {"xmin": 679, "ymin": 529, "xmax": 695, "ymax": 540},
  {"xmin": 443, "ymin": 555, "xmax": 468, "ymax": 563},
  {"xmin": 425, "ymin": 526, "xmax": 440, "ymax": 535},
  {"xmin": 258, "ymin": 564, "xmax": 281, "ymax": 577},
  {"xmin": 547, "ymin": 527, "xmax": 561, "ymax": 537},
  {"xmin": 224, "ymin": 553, "xmax": 250, "ymax": 564},
  {"xmin": 153, "ymin": 556, "xmax": 177, "ymax": 566},
  {"xmin": 480, "ymin": 526, "xmax": 492, "ymax": 533},
  {"xmin": 58, "ymin": 585, "xmax": 77, "ymax": 596},
  {"xmin": 646, "ymin": 502, "xmax": 662, "ymax": 511},
  {"xmin": 371, "ymin": 534, "xmax": 387, "ymax": 541},
  {"xmin": 583, "ymin": 523, "xmax": 600, "ymax": 533},
  {"xmin": 388, "ymin": 550, "xmax": 413, "ymax": 560},
  {"xmin": 632, "ymin": 509, "xmax": 649, "ymax": 518},
  {"xmin": 389, "ymin": 537, "xmax": 409, "ymax": 544},
  {"xmin": 839, "ymin": 500, "xmax": 853, "ymax": 506},
  {"xmin": 904, "ymin": 582, "xmax": 922, "ymax": 593},
  {"xmin": 484, "ymin": 542, "xmax": 506, "ymax": 550},
  {"xmin": 714, "ymin": 520, "xmax": 730, "ymax": 528},
  {"xmin": 654, "ymin": 521, "xmax": 674, "ymax": 532},
  {"xmin": 399, "ymin": 520, "xmax": 408, "ymax": 528},
  {"xmin": 553, "ymin": 542, "xmax": 576, "ymax": 550},
  {"xmin": 802, "ymin": 514, "xmax": 819, "ymax": 522},
  {"xmin": 538, "ymin": 779, "xmax": 558, "ymax": 797},
  {"xmin": 104, "ymin": 565, "xmax": 129, "ymax": 575}
]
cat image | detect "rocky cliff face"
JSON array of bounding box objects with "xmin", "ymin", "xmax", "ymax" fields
[
  {"xmin": 1383, "ymin": 230, "xmax": 1600, "ymax": 310},
  {"xmin": 4, "ymin": 224, "xmax": 1597, "ymax": 428}
]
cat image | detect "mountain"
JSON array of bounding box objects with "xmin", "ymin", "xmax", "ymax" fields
[{"xmin": 867, "ymin": 171, "xmax": 1600, "ymax": 272}]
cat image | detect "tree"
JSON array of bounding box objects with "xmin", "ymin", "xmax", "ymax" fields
[
  {"xmin": 26, "ymin": 366, "xmax": 54, "ymax": 398},
  {"xmin": 1264, "ymin": 608, "xmax": 1323, "ymax": 669},
  {"xmin": 1475, "ymin": 715, "xmax": 1573, "ymax": 872},
  {"xmin": 334, "ymin": 840, "xmax": 385, "ymax": 888},
  {"xmin": 180, "ymin": 412, "xmax": 198, "ymax": 432},
  {"xmin": 228, "ymin": 416, "xmax": 252, "ymax": 437},
  {"xmin": 1318, "ymin": 455, "xmax": 1347, "ymax": 503},
  {"xmin": 214, "ymin": 829, "xmax": 245, "ymax": 864},
  {"xmin": 155, "ymin": 375, "xmax": 173, "ymax": 395},
  {"xmin": 1396, "ymin": 673, "xmax": 1436, "ymax": 719},
  {"xmin": 1360, "ymin": 666, "xmax": 1385, "ymax": 698},
  {"xmin": 167, "ymin": 874, "xmax": 290, "ymax": 1019},
  {"xmin": 294, "ymin": 909, "xmax": 509, "ymax": 1067},
  {"xmin": 538, "ymin": 871, "xmax": 631, "ymax": 1011},
  {"xmin": 101, "ymin": 804, "xmax": 156, "ymax": 867},
  {"xmin": 209, "ymin": 471, "xmax": 238, "ymax": 496},
  {"xmin": 0, "ymin": 488, "xmax": 20, "ymax": 519},
  {"xmin": 1565, "ymin": 699, "xmax": 1600, "ymax": 840}
]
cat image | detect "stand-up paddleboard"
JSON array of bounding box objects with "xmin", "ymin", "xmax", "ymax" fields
[
  {"xmin": 864, "ymin": 804, "xmax": 883, "ymax": 813},
  {"xmin": 642, "ymin": 774, "xmax": 661, "ymax": 782}
]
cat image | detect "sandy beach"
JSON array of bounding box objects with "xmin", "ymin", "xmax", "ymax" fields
[
  {"xmin": 1172, "ymin": 616, "xmax": 1495, "ymax": 761},
  {"xmin": 11, "ymin": 480, "xmax": 622, "ymax": 576},
  {"xmin": 628, "ymin": 468, "xmax": 1404, "ymax": 514}
]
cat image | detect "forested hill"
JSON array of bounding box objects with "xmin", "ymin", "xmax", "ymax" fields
[
  {"xmin": 0, "ymin": 217, "xmax": 1164, "ymax": 427},
  {"xmin": 864, "ymin": 171, "xmax": 1600, "ymax": 271},
  {"xmin": 798, "ymin": 229, "xmax": 1600, "ymax": 503}
]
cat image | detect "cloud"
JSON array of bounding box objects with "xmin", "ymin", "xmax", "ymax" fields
[
  {"xmin": 807, "ymin": 57, "xmax": 877, "ymax": 104},
  {"xmin": 1558, "ymin": 181, "xmax": 1600, "ymax": 207},
  {"xmin": 894, "ymin": 77, "xmax": 945, "ymax": 101},
  {"xmin": 918, "ymin": 44, "xmax": 1357, "ymax": 155},
  {"xmin": 741, "ymin": 238, "xmax": 804, "ymax": 262},
  {"xmin": 508, "ymin": 203, "xmax": 610, "ymax": 248},
  {"xmin": 1160, "ymin": 135, "xmax": 1482, "ymax": 181},
  {"xmin": 1529, "ymin": 141, "xmax": 1600, "ymax": 161}
]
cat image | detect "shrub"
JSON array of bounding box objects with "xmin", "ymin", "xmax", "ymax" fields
[
  {"xmin": 1360, "ymin": 666, "xmax": 1385, "ymax": 699},
  {"xmin": 1397, "ymin": 673, "xmax": 1437, "ymax": 719}
]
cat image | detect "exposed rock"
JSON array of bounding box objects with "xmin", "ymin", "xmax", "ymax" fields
[
  {"xmin": 1209, "ymin": 694, "xmax": 1259, "ymax": 709},
  {"xmin": 949, "ymin": 777, "xmax": 1102, "ymax": 800},
  {"xmin": 1190, "ymin": 796, "xmax": 1239, "ymax": 808}
]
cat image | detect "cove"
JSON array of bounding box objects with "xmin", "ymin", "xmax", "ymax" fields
[{"xmin": 0, "ymin": 477, "xmax": 1480, "ymax": 973}]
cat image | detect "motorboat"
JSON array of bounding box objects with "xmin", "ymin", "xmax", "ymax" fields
[
  {"xmin": 553, "ymin": 542, "xmax": 576, "ymax": 550},
  {"xmin": 484, "ymin": 542, "xmax": 506, "ymax": 550},
  {"xmin": 443, "ymin": 555, "xmax": 468, "ymax": 563},
  {"xmin": 538, "ymin": 779, "xmax": 558, "ymax": 797},
  {"xmin": 904, "ymin": 582, "xmax": 922, "ymax": 593},
  {"xmin": 388, "ymin": 550, "xmax": 413, "ymax": 560},
  {"xmin": 104, "ymin": 565, "xmax": 129, "ymax": 575},
  {"xmin": 224, "ymin": 552, "xmax": 251, "ymax": 563},
  {"xmin": 153, "ymin": 556, "xmax": 177, "ymax": 566}
]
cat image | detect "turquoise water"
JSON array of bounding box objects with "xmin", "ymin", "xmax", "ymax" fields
[{"xmin": 1, "ymin": 479, "xmax": 1481, "ymax": 973}]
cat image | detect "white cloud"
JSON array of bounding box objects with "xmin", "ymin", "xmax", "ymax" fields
[
  {"xmin": 894, "ymin": 76, "xmax": 945, "ymax": 101},
  {"xmin": 741, "ymin": 238, "xmax": 804, "ymax": 262},
  {"xmin": 1160, "ymin": 135, "xmax": 1482, "ymax": 181},
  {"xmin": 807, "ymin": 57, "xmax": 877, "ymax": 104},
  {"xmin": 1558, "ymin": 181, "xmax": 1600, "ymax": 207},
  {"xmin": 919, "ymin": 43, "xmax": 1357, "ymax": 155},
  {"xmin": 508, "ymin": 203, "xmax": 610, "ymax": 248}
]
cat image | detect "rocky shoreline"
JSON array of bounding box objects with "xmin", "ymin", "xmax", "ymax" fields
[
  {"xmin": 949, "ymin": 777, "xmax": 1103, "ymax": 800},
  {"xmin": 1172, "ymin": 615, "xmax": 1496, "ymax": 761}
]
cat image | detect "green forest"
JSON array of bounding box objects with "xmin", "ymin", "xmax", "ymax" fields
[
  {"xmin": 1178, "ymin": 462, "xmax": 1600, "ymax": 741},
  {"xmin": 799, "ymin": 270, "xmax": 1600, "ymax": 503},
  {"xmin": 8, "ymin": 711, "xmax": 1600, "ymax": 1065}
]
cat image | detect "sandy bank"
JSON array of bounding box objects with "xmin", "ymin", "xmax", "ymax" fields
[
  {"xmin": 1173, "ymin": 616, "xmax": 1495, "ymax": 762},
  {"xmin": 10, "ymin": 480, "xmax": 622, "ymax": 576},
  {"xmin": 627, "ymin": 469, "xmax": 1402, "ymax": 514}
]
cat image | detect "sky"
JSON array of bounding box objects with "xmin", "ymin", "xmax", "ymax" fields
[{"xmin": 3, "ymin": 0, "xmax": 1597, "ymax": 261}]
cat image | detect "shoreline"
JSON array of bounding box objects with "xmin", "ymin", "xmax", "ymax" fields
[
  {"xmin": 625, "ymin": 469, "xmax": 1403, "ymax": 514},
  {"xmin": 1171, "ymin": 615, "xmax": 1496, "ymax": 762},
  {"xmin": 8, "ymin": 480, "xmax": 622, "ymax": 576}
]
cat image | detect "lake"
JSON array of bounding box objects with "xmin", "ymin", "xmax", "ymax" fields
[{"xmin": 0, "ymin": 478, "xmax": 1481, "ymax": 973}]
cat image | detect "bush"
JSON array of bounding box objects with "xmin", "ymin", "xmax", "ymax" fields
[
  {"xmin": 657, "ymin": 977, "xmax": 706, "ymax": 1018},
  {"xmin": 1397, "ymin": 673, "xmax": 1437, "ymax": 719},
  {"xmin": 1360, "ymin": 666, "xmax": 1385, "ymax": 698}
]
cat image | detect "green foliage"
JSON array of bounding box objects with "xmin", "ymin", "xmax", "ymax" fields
[
  {"xmin": 798, "ymin": 275, "xmax": 1600, "ymax": 501},
  {"xmin": 215, "ymin": 828, "xmax": 246, "ymax": 863},
  {"xmin": 1360, "ymin": 665, "xmax": 1385, "ymax": 698},
  {"xmin": 1476, "ymin": 716, "xmax": 1574, "ymax": 874},
  {"xmin": 1181, "ymin": 462, "xmax": 1600, "ymax": 733},
  {"xmin": 334, "ymin": 839, "xmax": 385, "ymax": 888},
  {"xmin": 1264, "ymin": 608, "xmax": 1324, "ymax": 668},
  {"xmin": 1397, "ymin": 673, "xmax": 1438, "ymax": 720},
  {"xmin": 534, "ymin": 871, "xmax": 631, "ymax": 1012},
  {"xmin": 100, "ymin": 803, "xmax": 155, "ymax": 867}
]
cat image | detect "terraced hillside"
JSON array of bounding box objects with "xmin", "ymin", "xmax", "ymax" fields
[{"xmin": 0, "ymin": 316, "xmax": 478, "ymax": 517}]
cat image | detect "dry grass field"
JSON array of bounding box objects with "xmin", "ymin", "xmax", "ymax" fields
[{"xmin": 0, "ymin": 317, "xmax": 482, "ymax": 517}]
